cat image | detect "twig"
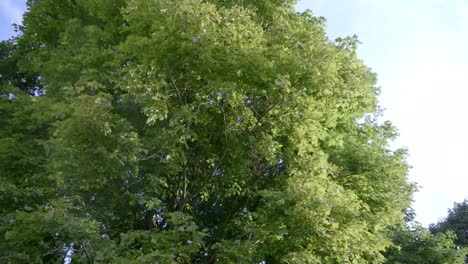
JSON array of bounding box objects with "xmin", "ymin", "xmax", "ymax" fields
[{"xmin": 249, "ymin": 100, "xmax": 283, "ymax": 133}]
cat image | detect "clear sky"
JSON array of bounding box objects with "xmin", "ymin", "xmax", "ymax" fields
[{"xmin": 1, "ymin": 0, "xmax": 467, "ymax": 226}]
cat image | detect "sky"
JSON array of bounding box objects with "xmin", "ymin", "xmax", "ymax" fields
[
  {"xmin": 0, "ymin": 0, "xmax": 25, "ymax": 40},
  {"xmin": 1, "ymin": 0, "xmax": 467, "ymax": 226}
]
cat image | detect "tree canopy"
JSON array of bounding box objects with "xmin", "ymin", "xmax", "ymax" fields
[
  {"xmin": 0, "ymin": 0, "xmax": 419, "ymax": 263},
  {"xmin": 383, "ymin": 208, "xmax": 468, "ymax": 264},
  {"xmin": 430, "ymin": 200, "xmax": 468, "ymax": 263}
]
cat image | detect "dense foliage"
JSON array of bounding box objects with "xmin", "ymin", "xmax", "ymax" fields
[
  {"xmin": 0, "ymin": 0, "xmax": 418, "ymax": 263},
  {"xmin": 384, "ymin": 225, "xmax": 466, "ymax": 264},
  {"xmin": 383, "ymin": 209, "xmax": 467, "ymax": 264},
  {"xmin": 430, "ymin": 200, "xmax": 468, "ymax": 263}
]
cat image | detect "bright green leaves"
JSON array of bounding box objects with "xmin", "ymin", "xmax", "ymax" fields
[
  {"xmin": 1, "ymin": 0, "xmax": 416, "ymax": 262},
  {"xmin": 251, "ymin": 153, "xmax": 389, "ymax": 263},
  {"xmin": 124, "ymin": 65, "xmax": 170, "ymax": 124},
  {"xmin": 121, "ymin": 0, "xmax": 267, "ymax": 83},
  {"xmin": 327, "ymin": 119, "xmax": 414, "ymax": 225}
]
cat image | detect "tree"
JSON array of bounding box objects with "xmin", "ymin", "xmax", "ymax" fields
[
  {"xmin": 430, "ymin": 200, "xmax": 468, "ymax": 262},
  {"xmin": 1, "ymin": 0, "xmax": 414, "ymax": 263},
  {"xmin": 383, "ymin": 209, "xmax": 467, "ymax": 264}
]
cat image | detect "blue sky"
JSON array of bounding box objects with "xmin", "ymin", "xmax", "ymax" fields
[
  {"xmin": 2, "ymin": 0, "xmax": 467, "ymax": 226},
  {"xmin": 0, "ymin": 0, "xmax": 25, "ymax": 40}
]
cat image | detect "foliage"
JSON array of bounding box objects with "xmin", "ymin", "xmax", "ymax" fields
[
  {"xmin": 430, "ymin": 200, "xmax": 468, "ymax": 262},
  {"xmin": 1, "ymin": 0, "xmax": 415, "ymax": 263},
  {"xmin": 384, "ymin": 222, "xmax": 467, "ymax": 264}
]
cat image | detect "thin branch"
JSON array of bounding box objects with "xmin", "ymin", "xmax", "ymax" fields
[
  {"xmin": 81, "ymin": 242, "xmax": 92, "ymax": 263},
  {"xmin": 249, "ymin": 100, "xmax": 283, "ymax": 133},
  {"xmin": 43, "ymin": 246, "xmax": 62, "ymax": 256},
  {"xmin": 171, "ymin": 78, "xmax": 187, "ymax": 105},
  {"xmin": 141, "ymin": 153, "xmax": 162, "ymax": 161},
  {"xmin": 211, "ymin": 101, "xmax": 229, "ymax": 176}
]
